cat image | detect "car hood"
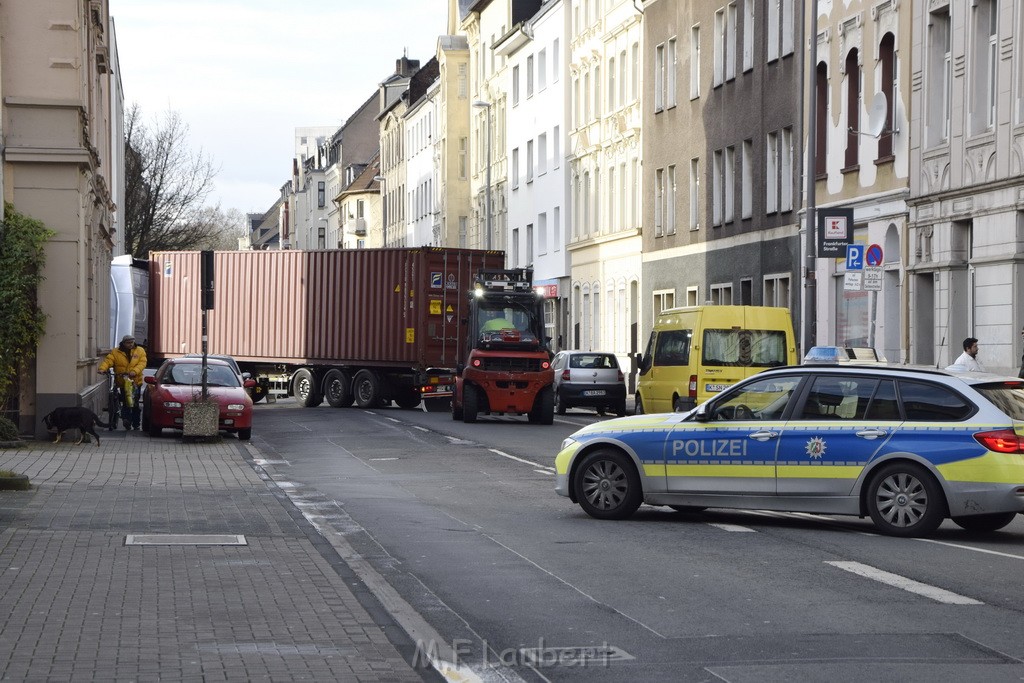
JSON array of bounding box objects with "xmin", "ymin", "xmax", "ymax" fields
[
  {"xmin": 570, "ymin": 412, "xmax": 686, "ymax": 438},
  {"xmin": 154, "ymin": 384, "xmax": 249, "ymax": 403}
]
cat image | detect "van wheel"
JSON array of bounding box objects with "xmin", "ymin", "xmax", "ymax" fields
[
  {"xmin": 573, "ymin": 449, "xmax": 642, "ymax": 520},
  {"xmin": 634, "ymin": 395, "xmax": 644, "ymax": 415},
  {"xmin": 952, "ymin": 512, "xmax": 1017, "ymax": 533},
  {"xmin": 866, "ymin": 463, "xmax": 946, "ymax": 537},
  {"xmin": 323, "ymin": 369, "xmax": 353, "ymax": 408}
]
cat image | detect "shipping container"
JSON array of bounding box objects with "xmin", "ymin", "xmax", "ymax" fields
[{"xmin": 148, "ymin": 248, "xmax": 504, "ymax": 409}]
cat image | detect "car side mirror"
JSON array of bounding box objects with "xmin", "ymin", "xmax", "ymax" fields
[
  {"xmin": 144, "ymin": 376, "xmax": 156, "ymax": 385},
  {"xmin": 694, "ymin": 405, "xmax": 709, "ymax": 422},
  {"xmin": 243, "ymin": 379, "xmax": 256, "ymax": 388}
]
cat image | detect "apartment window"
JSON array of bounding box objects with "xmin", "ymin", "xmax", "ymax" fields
[
  {"xmin": 710, "ymin": 283, "xmax": 733, "ymax": 305},
  {"xmin": 690, "ymin": 25, "xmax": 701, "ymax": 99},
  {"xmin": 459, "ymin": 137, "xmax": 468, "ymax": 179},
  {"xmin": 766, "ymin": 131, "xmax": 778, "ymax": 213},
  {"xmin": 781, "ymin": 0, "xmax": 794, "ymax": 55},
  {"xmin": 714, "ymin": 10, "xmax": 725, "ymax": 86},
  {"xmin": 552, "ymin": 39, "xmax": 561, "ymax": 81},
  {"xmin": 317, "ymin": 181, "xmax": 325, "ymax": 209},
  {"xmin": 724, "ymin": 146, "xmax": 735, "ymax": 222},
  {"xmin": 655, "ymin": 43, "xmax": 665, "ymax": 110},
  {"xmin": 780, "ymin": 127, "xmax": 793, "ymax": 211},
  {"xmin": 608, "ymin": 56, "xmax": 617, "ymax": 110},
  {"xmin": 633, "ymin": 157, "xmax": 641, "ymax": 227},
  {"xmin": 667, "ymin": 37, "xmax": 677, "ymax": 107},
  {"xmin": 727, "ymin": 3, "xmax": 737, "ymax": 80},
  {"xmin": 712, "ymin": 150, "xmax": 723, "ymax": 226},
  {"xmin": 815, "ymin": 61, "xmax": 828, "ymax": 176},
  {"xmin": 583, "ymin": 171, "xmax": 591, "ymax": 232},
  {"xmin": 740, "ymin": 278, "xmax": 752, "ymax": 305},
  {"xmin": 619, "ymin": 161, "xmax": 627, "ymax": 229},
  {"xmin": 878, "ymin": 34, "xmax": 896, "ymax": 160},
  {"xmin": 594, "ymin": 168, "xmax": 601, "ymax": 230},
  {"xmin": 512, "ymin": 227, "xmax": 520, "ymax": 267},
  {"xmin": 654, "ymin": 290, "xmax": 676, "ymax": 316},
  {"xmin": 619, "ymin": 50, "xmax": 627, "ymax": 104},
  {"xmin": 526, "ymin": 223, "xmax": 534, "ymax": 265},
  {"xmin": 594, "ymin": 65, "xmax": 602, "ymax": 119},
  {"xmin": 512, "ymin": 147, "xmax": 520, "ymax": 189},
  {"xmin": 764, "ymin": 273, "xmax": 791, "ymax": 308},
  {"xmin": 526, "ymin": 140, "xmax": 534, "ymax": 183},
  {"xmin": 553, "ymin": 126, "xmax": 560, "ymax": 168},
  {"xmin": 459, "ymin": 63, "xmax": 468, "ymax": 98},
  {"xmin": 584, "ymin": 71, "xmax": 592, "ymax": 121},
  {"xmin": 971, "ymin": 0, "xmax": 997, "ymax": 133},
  {"xmin": 538, "ymin": 213, "xmax": 548, "ymax": 256},
  {"xmin": 685, "ymin": 286, "xmax": 699, "ymax": 307},
  {"xmin": 608, "ymin": 165, "xmax": 616, "ymax": 231},
  {"xmin": 741, "ymin": 139, "xmax": 753, "ymax": 218},
  {"xmin": 632, "ymin": 42, "xmax": 639, "ymax": 101},
  {"xmin": 573, "ymin": 78, "xmax": 580, "ymax": 127},
  {"xmin": 844, "ymin": 49, "xmax": 861, "ymax": 169},
  {"xmin": 743, "ymin": 0, "xmax": 754, "ymax": 72},
  {"xmin": 666, "ymin": 165, "xmax": 677, "ymax": 235},
  {"xmin": 768, "ymin": 0, "xmax": 780, "ymax": 61},
  {"xmin": 554, "ymin": 207, "xmax": 561, "ymax": 251},
  {"xmin": 927, "ymin": 8, "xmax": 951, "ymax": 146},
  {"xmin": 538, "ymin": 49, "xmax": 547, "ymax": 91},
  {"xmin": 538, "ymin": 133, "xmax": 548, "ymax": 175},
  {"xmin": 513, "ymin": 65, "xmax": 520, "ymax": 105},
  {"xmin": 527, "ymin": 55, "xmax": 535, "ymax": 98},
  {"xmin": 655, "ymin": 168, "xmax": 664, "ymax": 237},
  {"xmin": 689, "ymin": 158, "xmax": 700, "ymax": 229}
]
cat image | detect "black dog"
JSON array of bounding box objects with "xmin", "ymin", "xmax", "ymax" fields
[{"xmin": 42, "ymin": 407, "xmax": 110, "ymax": 446}]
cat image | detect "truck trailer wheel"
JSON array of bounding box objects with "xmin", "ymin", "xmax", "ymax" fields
[
  {"xmin": 323, "ymin": 369, "xmax": 354, "ymax": 408},
  {"xmin": 293, "ymin": 369, "xmax": 323, "ymax": 407},
  {"xmin": 353, "ymin": 370, "xmax": 384, "ymax": 408}
]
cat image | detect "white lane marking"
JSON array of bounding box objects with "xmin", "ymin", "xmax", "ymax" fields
[
  {"xmin": 413, "ymin": 426, "xmax": 430, "ymax": 432},
  {"xmin": 488, "ymin": 448, "xmax": 555, "ymax": 472},
  {"xmin": 386, "ymin": 417, "xmax": 401, "ymax": 423},
  {"xmin": 707, "ymin": 523, "xmax": 756, "ymax": 533},
  {"xmin": 533, "ymin": 469, "xmax": 554, "ymax": 476},
  {"xmin": 826, "ymin": 561, "xmax": 983, "ymax": 605},
  {"xmin": 914, "ymin": 537, "xmax": 1024, "ymax": 561},
  {"xmin": 369, "ymin": 458, "xmax": 399, "ymax": 462}
]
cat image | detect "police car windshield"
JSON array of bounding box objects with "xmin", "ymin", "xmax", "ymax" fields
[{"xmin": 973, "ymin": 383, "xmax": 1024, "ymax": 421}]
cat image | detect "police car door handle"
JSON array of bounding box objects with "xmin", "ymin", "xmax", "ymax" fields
[
  {"xmin": 749, "ymin": 430, "xmax": 779, "ymax": 441},
  {"xmin": 855, "ymin": 428, "xmax": 887, "ymax": 440}
]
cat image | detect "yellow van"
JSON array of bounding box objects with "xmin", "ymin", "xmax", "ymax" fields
[{"xmin": 635, "ymin": 305, "xmax": 797, "ymax": 414}]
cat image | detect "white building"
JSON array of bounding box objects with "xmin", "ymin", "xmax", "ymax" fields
[{"xmin": 405, "ymin": 76, "xmax": 441, "ymax": 247}]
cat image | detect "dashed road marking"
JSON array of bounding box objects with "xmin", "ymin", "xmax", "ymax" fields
[
  {"xmin": 707, "ymin": 523, "xmax": 756, "ymax": 533},
  {"xmin": 488, "ymin": 448, "xmax": 555, "ymax": 472},
  {"xmin": 914, "ymin": 538, "xmax": 1024, "ymax": 561},
  {"xmin": 826, "ymin": 560, "xmax": 983, "ymax": 605}
]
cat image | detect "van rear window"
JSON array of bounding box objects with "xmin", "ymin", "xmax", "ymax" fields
[{"xmin": 702, "ymin": 329, "xmax": 788, "ymax": 368}]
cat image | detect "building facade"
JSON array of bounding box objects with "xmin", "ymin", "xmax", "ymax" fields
[{"xmin": 1, "ymin": 0, "xmax": 123, "ymax": 435}]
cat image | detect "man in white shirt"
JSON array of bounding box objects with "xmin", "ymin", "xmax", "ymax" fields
[{"xmin": 947, "ymin": 337, "xmax": 985, "ymax": 372}]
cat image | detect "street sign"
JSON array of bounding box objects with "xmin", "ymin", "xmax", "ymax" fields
[
  {"xmin": 817, "ymin": 208, "xmax": 855, "ymax": 257},
  {"xmin": 843, "ymin": 272, "xmax": 863, "ymax": 291},
  {"xmin": 846, "ymin": 244, "xmax": 865, "ymax": 271},
  {"xmin": 865, "ymin": 243, "xmax": 883, "ymax": 267},
  {"xmin": 863, "ymin": 267, "xmax": 883, "ymax": 291}
]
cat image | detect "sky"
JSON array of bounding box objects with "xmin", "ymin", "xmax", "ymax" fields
[{"xmin": 112, "ymin": 0, "xmax": 445, "ymax": 216}]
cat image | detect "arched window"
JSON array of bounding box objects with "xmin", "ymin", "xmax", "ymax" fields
[
  {"xmin": 815, "ymin": 61, "xmax": 828, "ymax": 177},
  {"xmin": 878, "ymin": 34, "xmax": 896, "ymax": 160},
  {"xmin": 844, "ymin": 49, "xmax": 860, "ymax": 170}
]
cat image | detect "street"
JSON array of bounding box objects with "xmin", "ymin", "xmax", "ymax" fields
[{"xmin": 248, "ymin": 399, "xmax": 1024, "ymax": 682}]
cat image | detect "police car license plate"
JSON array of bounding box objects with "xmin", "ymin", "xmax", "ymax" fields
[
  {"xmin": 705, "ymin": 383, "xmax": 730, "ymax": 392},
  {"xmin": 582, "ymin": 390, "xmax": 606, "ymax": 397}
]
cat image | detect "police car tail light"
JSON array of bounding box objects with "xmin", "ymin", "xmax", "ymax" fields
[
  {"xmin": 973, "ymin": 429, "xmax": 1024, "ymax": 454},
  {"xmin": 688, "ymin": 375, "xmax": 697, "ymax": 398}
]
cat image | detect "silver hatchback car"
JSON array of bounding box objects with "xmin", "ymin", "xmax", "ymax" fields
[{"xmin": 552, "ymin": 351, "xmax": 627, "ymax": 416}]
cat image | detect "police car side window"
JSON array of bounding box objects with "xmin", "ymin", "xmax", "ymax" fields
[
  {"xmin": 864, "ymin": 380, "xmax": 901, "ymax": 420},
  {"xmin": 897, "ymin": 380, "xmax": 973, "ymax": 421}
]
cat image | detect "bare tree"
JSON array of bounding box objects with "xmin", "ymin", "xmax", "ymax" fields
[
  {"xmin": 192, "ymin": 207, "xmax": 250, "ymax": 251},
  {"xmin": 123, "ymin": 104, "xmax": 221, "ymax": 256}
]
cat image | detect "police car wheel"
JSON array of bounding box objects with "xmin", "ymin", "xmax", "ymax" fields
[
  {"xmin": 951, "ymin": 512, "xmax": 1017, "ymax": 533},
  {"xmin": 574, "ymin": 449, "xmax": 642, "ymax": 520},
  {"xmin": 866, "ymin": 463, "xmax": 945, "ymax": 537}
]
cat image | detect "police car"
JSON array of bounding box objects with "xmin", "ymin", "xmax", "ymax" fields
[{"xmin": 554, "ymin": 365, "xmax": 1024, "ymax": 537}]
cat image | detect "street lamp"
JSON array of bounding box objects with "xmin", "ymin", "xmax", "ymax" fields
[
  {"xmin": 373, "ymin": 175, "xmax": 387, "ymax": 247},
  {"xmin": 472, "ymin": 100, "xmax": 493, "ymax": 251}
]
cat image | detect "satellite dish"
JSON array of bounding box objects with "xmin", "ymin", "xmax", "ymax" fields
[{"xmin": 866, "ymin": 92, "xmax": 888, "ymax": 137}]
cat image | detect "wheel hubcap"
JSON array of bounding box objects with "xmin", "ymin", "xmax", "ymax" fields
[
  {"xmin": 581, "ymin": 460, "xmax": 628, "ymax": 510},
  {"xmin": 876, "ymin": 473, "xmax": 927, "ymax": 528}
]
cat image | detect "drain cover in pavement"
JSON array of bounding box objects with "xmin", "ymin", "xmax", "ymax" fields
[{"xmin": 125, "ymin": 534, "xmax": 247, "ymax": 546}]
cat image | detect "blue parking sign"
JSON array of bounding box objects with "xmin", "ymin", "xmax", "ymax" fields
[{"xmin": 846, "ymin": 244, "xmax": 864, "ymax": 271}]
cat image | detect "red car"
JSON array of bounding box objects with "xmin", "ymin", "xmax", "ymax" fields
[{"xmin": 143, "ymin": 357, "xmax": 255, "ymax": 439}]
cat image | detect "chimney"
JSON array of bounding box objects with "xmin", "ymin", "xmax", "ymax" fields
[{"xmin": 395, "ymin": 55, "xmax": 420, "ymax": 78}]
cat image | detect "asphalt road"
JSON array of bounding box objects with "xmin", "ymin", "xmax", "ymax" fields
[{"xmin": 248, "ymin": 398, "xmax": 1024, "ymax": 683}]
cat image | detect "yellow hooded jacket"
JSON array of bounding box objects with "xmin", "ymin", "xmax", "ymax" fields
[{"xmin": 98, "ymin": 346, "xmax": 147, "ymax": 387}]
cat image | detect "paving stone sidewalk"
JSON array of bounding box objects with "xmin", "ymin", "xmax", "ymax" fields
[{"xmin": 0, "ymin": 431, "xmax": 426, "ymax": 682}]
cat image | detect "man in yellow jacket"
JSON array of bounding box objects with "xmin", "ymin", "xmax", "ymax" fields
[{"xmin": 98, "ymin": 335, "xmax": 147, "ymax": 430}]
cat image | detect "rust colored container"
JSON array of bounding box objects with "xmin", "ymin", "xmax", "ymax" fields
[{"xmin": 148, "ymin": 248, "xmax": 504, "ymax": 369}]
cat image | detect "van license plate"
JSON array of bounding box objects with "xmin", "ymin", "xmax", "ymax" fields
[
  {"xmin": 705, "ymin": 383, "xmax": 730, "ymax": 392},
  {"xmin": 582, "ymin": 390, "xmax": 606, "ymax": 397}
]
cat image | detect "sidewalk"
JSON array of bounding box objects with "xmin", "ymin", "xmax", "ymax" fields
[{"xmin": 0, "ymin": 430, "xmax": 427, "ymax": 682}]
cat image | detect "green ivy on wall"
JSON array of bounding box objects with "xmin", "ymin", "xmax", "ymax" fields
[{"xmin": 0, "ymin": 204, "xmax": 54, "ymax": 409}]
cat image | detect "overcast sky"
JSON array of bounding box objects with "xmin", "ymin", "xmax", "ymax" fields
[{"xmin": 113, "ymin": 0, "xmax": 444, "ymax": 215}]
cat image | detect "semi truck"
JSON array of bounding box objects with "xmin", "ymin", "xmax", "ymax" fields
[
  {"xmin": 452, "ymin": 268, "xmax": 555, "ymax": 424},
  {"xmin": 146, "ymin": 248, "xmax": 504, "ymax": 410}
]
